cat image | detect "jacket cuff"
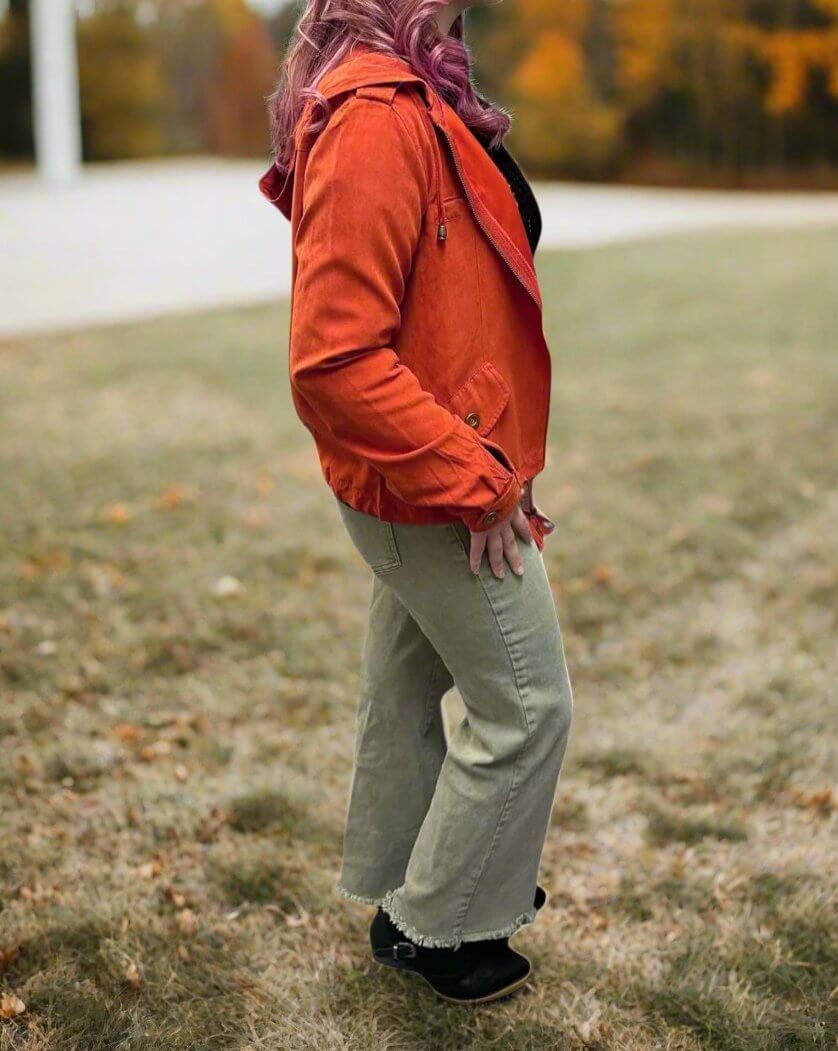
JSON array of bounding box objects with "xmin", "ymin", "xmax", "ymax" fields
[{"xmin": 460, "ymin": 472, "xmax": 523, "ymax": 532}]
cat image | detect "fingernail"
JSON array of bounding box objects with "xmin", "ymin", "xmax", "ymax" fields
[{"xmin": 514, "ymin": 566, "xmax": 524, "ymax": 576}]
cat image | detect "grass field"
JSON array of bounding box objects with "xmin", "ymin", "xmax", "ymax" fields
[{"xmin": 1, "ymin": 227, "xmax": 836, "ymax": 1050}]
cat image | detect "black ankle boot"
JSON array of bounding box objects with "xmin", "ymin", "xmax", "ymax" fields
[{"xmin": 370, "ymin": 909, "xmax": 531, "ymax": 1004}]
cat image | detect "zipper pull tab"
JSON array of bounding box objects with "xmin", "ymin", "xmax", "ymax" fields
[{"xmin": 437, "ymin": 223, "xmax": 447, "ymax": 243}]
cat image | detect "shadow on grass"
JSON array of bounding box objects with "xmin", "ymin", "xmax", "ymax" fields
[
  {"xmin": 645, "ymin": 806, "xmax": 748, "ymax": 846},
  {"xmin": 5, "ymin": 912, "xmax": 261, "ymax": 1050}
]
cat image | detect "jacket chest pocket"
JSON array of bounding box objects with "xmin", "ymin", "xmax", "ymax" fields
[{"xmin": 447, "ymin": 361, "xmax": 511, "ymax": 437}]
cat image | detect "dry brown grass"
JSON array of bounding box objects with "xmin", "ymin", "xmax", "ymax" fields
[{"xmin": 1, "ymin": 228, "xmax": 836, "ymax": 1049}]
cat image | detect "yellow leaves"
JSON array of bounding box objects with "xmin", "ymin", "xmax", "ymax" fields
[
  {"xmin": 513, "ymin": 32, "xmax": 584, "ymax": 101},
  {"xmin": 733, "ymin": 26, "xmax": 838, "ymax": 116},
  {"xmin": 0, "ymin": 993, "xmax": 25, "ymax": 1019}
]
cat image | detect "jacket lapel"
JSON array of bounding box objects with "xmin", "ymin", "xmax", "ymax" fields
[{"xmin": 428, "ymin": 97, "xmax": 542, "ymax": 310}]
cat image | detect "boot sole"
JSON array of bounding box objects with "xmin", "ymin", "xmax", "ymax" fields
[{"xmin": 373, "ymin": 953, "xmax": 532, "ymax": 1005}]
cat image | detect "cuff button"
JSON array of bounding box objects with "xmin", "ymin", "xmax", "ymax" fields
[
  {"xmin": 465, "ymin": 412, "xmax": 480, "ymax": 429},
  {"xmin": 484, "ymin": 510, "xmax": 498, "ymax": 526}
]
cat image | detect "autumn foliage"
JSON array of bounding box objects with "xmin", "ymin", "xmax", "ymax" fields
[
  {"xmin": 1, "ymin": 0, "xmax": 837, "ymax": 181},
  {"xmin": 469, "ymin": 0, "xmax": 838, "ymax": 179}
]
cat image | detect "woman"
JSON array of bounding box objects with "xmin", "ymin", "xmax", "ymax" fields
[{"xmin": 261, "ymin": 0, "xmax": 573, "ymax": 1005}]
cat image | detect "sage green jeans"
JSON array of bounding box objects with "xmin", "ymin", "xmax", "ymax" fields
[{"xmin": 336, "ymin": 500, "xmax": 573, "ymax": 948}]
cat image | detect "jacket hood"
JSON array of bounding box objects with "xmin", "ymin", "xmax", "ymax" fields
[{"xmin": 259, "ymin": 50, "xmax": 432, "ymax": 220}]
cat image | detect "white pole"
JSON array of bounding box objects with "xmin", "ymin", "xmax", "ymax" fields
[{"xmin": 29, "ymin": 0, "xmax": 82, "ymax": 183}]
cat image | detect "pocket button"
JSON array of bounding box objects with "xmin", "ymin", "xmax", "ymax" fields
[{"xmin": 465, "ymin": 412, "xmax": 480, "ymax": 428}]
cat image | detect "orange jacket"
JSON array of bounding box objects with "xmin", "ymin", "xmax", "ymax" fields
[{"xmin": 260, "ymin": 50, "xmax": 552, "ymax": 534}]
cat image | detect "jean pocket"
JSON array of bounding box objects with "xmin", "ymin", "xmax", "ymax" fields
[{"xmin": 337, "ymin": 500, "xmax": 402, "ymax": 574}]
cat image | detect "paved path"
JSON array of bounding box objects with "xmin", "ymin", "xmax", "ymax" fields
[{"xmin": 2, "ymin": 159, "xmax": 837, "ymax": 338}]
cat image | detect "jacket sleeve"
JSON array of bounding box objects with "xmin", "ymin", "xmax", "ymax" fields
[{"xmin": 288, "ymin": 95, "xmax": 521, "ymax": 531}]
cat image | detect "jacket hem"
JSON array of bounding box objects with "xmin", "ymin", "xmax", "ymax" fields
[{"xmin": 326, "ymin": 460, "xmax": 545, "ymax": 528}]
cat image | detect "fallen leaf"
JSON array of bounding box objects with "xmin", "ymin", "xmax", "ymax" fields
[
  {"xmin": 164, "ymin": 886, "xmax": 187, "ymax": 909},
  {"xmin": 174, "ymin": 764, "xmax": 188, "ymax": 783},
  {"xmin": 0, "ymin": 993, "xmax": 25, "ymax": 1019},
  {"xmin": 124, "ymin": 960, "xmax": 141, "ymax": 988},
  {"xmin": 791, "ymin": 786, "xmax": 833, "ymax": 815},
  {"xmin": 0, "ymin": 945, "xmax": 21, "ymax": 972},
  {"xmin": 140, "ymin": 740, "xmax": 172, "ymax": 762},
  {"xmin": 591, "ymin": 564, "xmax": 614, "ymax": 586},
  {"xmin": 177, "ymin": 908, "xmax": 198, "ymax": 935},
  {"xmin": 112, "ymin": 723, "xmax": 142, "ymax": 743},
  {"xmin": 137, "ymin": 860, "xmax": 161, "ymax": 880},
  {"xmin": 103, "ymin": 503, "xmax": 132, "ymax": 525},
  {"xmin": 157, "ymin": 485, "xmax": 194, "ymax": 510}
]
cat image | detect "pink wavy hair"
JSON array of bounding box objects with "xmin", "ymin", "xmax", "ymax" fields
[{"xmin": 268, "ymin": 1, "xmax": 510, "ymax": 173}]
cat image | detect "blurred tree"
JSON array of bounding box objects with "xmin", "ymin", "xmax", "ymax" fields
[
  {"xmin": 471, "ymin": 0, "xmax": 624, "ymax": 176},
  {"xmin": 2, "ymin": 0, "xmax": 836, "ymax": 181},
  {"xmin": 77, "ymin": 2, "xmax": 166, "ymax": 159},
  {"xmin": 206, "ymin": 10, "xmax": 277, "ymax": 155},
  {"xmin": 0, "ymin": 0, "xmax": 33, "ymax": 158}
]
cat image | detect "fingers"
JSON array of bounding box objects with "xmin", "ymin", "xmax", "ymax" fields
[
  {"xmin": 469, "ymin": 530, "xmax": 487, "ymax": 575},
  {"xmin": 511, "ymin": 506, "xmax": 534, "ymax": 544},
  {"xmin": 487, "ymin": 531, "xmax": 506, "ymax": 579},
  {"xmin": 502, "ymin": 525, "xmax": 524, "ymax": 577},
  {"xmin": 469, "ymin": 504, "xmax": 534, "ymax": 579},
  {"xmin": 471, "ymin": 524, "xmax": 522, "ymax": 580}
]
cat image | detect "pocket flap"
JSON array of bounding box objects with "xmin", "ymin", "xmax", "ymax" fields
[{"xmin": 448, "ymin": 362, "xmax": 510, "ymax": 437}]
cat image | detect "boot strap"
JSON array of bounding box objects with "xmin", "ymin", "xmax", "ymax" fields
[{"xmin": 376, "ymin": 940, "xmax": 417, "ymax": 962}]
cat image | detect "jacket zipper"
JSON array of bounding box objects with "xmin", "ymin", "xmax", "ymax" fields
[
  {"xmin": 432, "ymin": 116, "xmax": 553, "ymax": 483},
  {"xmin": 434, "ymin": 122, "xmax": 541, "ymax": 313}
]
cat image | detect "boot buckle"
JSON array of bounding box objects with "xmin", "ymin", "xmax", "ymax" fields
[{"xmin": 392, "ymin": 941, "xmax": 417, "ymax": 960}]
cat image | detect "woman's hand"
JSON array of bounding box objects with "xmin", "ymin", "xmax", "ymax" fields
[{"xmin": 469, "ymin": 505, "xmax": 534, "ymax": 579}]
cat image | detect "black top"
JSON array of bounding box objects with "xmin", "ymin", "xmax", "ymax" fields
[{"xmin": 484, "ymin": 142, "xmax": 542, "ymax": 255}]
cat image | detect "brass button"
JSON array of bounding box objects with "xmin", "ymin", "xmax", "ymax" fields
[
  {"xmin": 484, "ymin": 510, "xmax": 498, "ymax": 526},
  {"xmin": 465, "ymin": 412, "xmax": 480, "ymax": 429}
]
